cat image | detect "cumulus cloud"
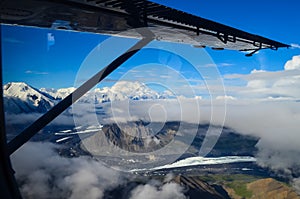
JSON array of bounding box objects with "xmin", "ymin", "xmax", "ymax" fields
[
  {"xmin": 129, "ymin": 183, "xmax": 186, "ymax": 199},
  {"xmin": 255, "ymin": 143, "xmax": 300, "ymax": 176},
  {"xmin": 11, "ymin": 142, "xmax": 122, "ymax": 199},
  {"xmin": 11, "ymin": 141, "xmax": 189, "ymax": 199},
  {"xmin": 284, "ymin": 55, "xmax": 300, "ymax": 70},
  {"xmin": 219, "ymin": 60, "xmax": 300, "ymax": 191},
  {"xmin": 223, "ymin": 56, "xmax": 300, "ymax": 100}
]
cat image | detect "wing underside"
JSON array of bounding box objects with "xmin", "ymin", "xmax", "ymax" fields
[{"xmin": 1, "ymin": 0, "xmax": 289, "ymax": 52}]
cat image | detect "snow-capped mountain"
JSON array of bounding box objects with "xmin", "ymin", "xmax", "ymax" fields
[
  {"xmin": 40, "ymin": 87, "xmax": 77, "ymax": 100},
  {"xmin": 92, "ymin": 81, "xmax": 161, "ymax": 103},
  {"xmin": 41, "ymin": 81, "xmax": 168, "ymax": 103},
  {"xmin": 3, "ymin": 81, "xmax": 174, "ymax": 113},
  {"xmin": 3, "ymin": 82, "xmax": 55, "ymax": 113}
]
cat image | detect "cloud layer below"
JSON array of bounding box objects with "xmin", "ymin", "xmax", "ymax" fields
[
  {"xmin": 11, "ymin": 142, "xmax": 122, "ymax": 199},
  {"xmin": 11, "ymin": 142, "xmax": 188, "ymax": 199}
]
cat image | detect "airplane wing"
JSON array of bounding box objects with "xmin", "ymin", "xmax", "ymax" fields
[{"xmin": 1, "ymin": 0, "xmax": 289, "ymax": 54}]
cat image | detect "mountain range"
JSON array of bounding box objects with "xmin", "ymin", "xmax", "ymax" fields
[{"xmin": 3, "ymin": 81, "xmax": 175, "ymax": 114}]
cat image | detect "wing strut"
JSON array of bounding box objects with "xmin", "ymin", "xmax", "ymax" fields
[{"xmin": 7, "ymin": 30, "xmax": 154, "ymax": 155}]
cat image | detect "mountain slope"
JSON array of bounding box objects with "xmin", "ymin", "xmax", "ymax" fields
[
  {"xmin": 173, "ymin": 175, "xmax": 230, "ymax": 199},
  {"xmin": 247, "ymin": 178, "xmax": 300, "ymax": 199},
  {"xmin": 221, "ymin": 177, "xmax": 300, "ymax": 199},
  {"xmin": 3, "ymin": 82, "xmax": 55, "ymax": 113}
]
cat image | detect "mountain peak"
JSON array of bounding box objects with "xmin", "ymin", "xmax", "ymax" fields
[
  {"xmin": 4, "ymin": 82, "xmax": 31, "ymax": 91},
  {"xmin": 111, "ymin": 81, "xmax": 149, "ymax": 92},
  {"xmin": 4, "ymin": 82, "xmax": 41, "ymax": 98},
  {"xmin": 3, "ymin": 82, "xmax": 54, "ymax": 113},
  {"xmin": 110, "ymin": 81, "xmax": 159, "ymax": 100}
]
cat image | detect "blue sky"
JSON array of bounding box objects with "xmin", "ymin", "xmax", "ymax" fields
[{"xmin": 2, "ymin": 0, "xmax": 300, "ymax": 93}]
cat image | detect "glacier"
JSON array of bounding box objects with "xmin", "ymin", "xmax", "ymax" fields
[{"xmin": 132, "ymin": 156, "xmax": 256, "ymax": 172}]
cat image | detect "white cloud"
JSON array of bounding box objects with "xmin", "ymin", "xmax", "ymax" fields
[
  {"xmin": 11, "ymin": 141, "xmax": 189, "ymax": 199},
  {"xmin": 194, "ymin": 95, "xmax": 202, "ymax": 100},
  {"xmin": 246, "ymin": 79, "xmax": 269, "ymax": 89},
  {"xmin": 225, "ymin": 69, "xmax": 300, "ymax": 81},
  {"xmin": 204, "ymin": 63, "xmax": 216, "ymax": 67},
  {"xmin": 219, "ymin": 63, "xmax": 234, "ymax": 67},
  {"xmin": 250, "ymin": 69, "xmax": 267, "ymax": 74},
  {"xmin": 222, "ymin": 56, "xmax": 300, "ymax": 100},
  {"xmin": 291, "ymin": 43, "xmax": 300, "ymax": 49},
  {"xmin": 284, "ymin": 55, "xmax": 300, "ymax": 70},
  {"xmin": 25, "ymin": 70, "xmax": 49, "ymax": 75},
  {"xmin": 216, "ymin": 95, "xmax": 236, "ymax": 100},
  {"xmin": 130, "ymin": 183, "xmax": 186, "ymax": 199},
  {"xmin": 11, "ymin": 142, "xmax": 122, "ymax": 199}
]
